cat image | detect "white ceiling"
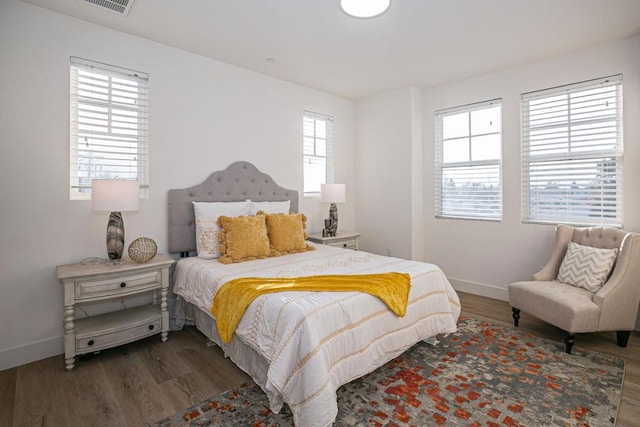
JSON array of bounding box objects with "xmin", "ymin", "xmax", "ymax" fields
[{"xmin": 22, "ymin": 0, "xmax": 640, "ymax": 100}]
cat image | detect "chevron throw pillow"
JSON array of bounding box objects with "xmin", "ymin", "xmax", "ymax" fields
[{"xmin": 557, "ymin": 242, "xmax": 618, "ymax": 292}]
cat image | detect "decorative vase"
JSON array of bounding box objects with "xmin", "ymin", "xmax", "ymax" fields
[{"xmin": 128, "ymin": 237, "xmax": 157, "ymax": 263}]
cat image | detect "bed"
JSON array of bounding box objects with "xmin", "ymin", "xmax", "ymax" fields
[{"xmin": 168, "ymin": 161, "xmax": 461, "ymax": 427}]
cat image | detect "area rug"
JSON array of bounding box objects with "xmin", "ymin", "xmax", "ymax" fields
[{"xmin": 153, "ymin": 317, "xmax": 625, "ymax": 426}]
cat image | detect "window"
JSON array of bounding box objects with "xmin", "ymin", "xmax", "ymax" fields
[
  {"xmin": 70, "ymin": 57, "xmax": 149, "ymax": 200},
  {"xmin": 303, "ymin": 111, "xmax": 334, "ymax": 194},
  {"xmin": 435, "ymin": 100, "xmax": 502, "ymax": 220},
  {"xmin": 521, "ymin": 75, "xmax": 622, "ymax": 226}
]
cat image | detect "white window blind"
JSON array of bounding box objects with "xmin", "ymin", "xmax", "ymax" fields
[
  {"xmin": 435, "ymin": 99, "xmax": 502, "ymax": 220},
  {"xmin": 70, "ymin": 57, "xmax": 149, "ymax": 200},
  {"xmin": 303, "ymin": 111, "xmax": 334, "ymax": 194},
  {"xmin": 521, "ymin": 75, "xmax": 622, "ymax": 226}
]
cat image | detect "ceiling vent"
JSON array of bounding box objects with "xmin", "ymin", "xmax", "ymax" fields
[{"xmin": 82, "ymin": 0, "xmax": 136, "ymax": 16}]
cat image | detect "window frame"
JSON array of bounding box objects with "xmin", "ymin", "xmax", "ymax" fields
[
  {"xmin": 303, "ymin": 111, "xmax": 334, "ymax": 196},
  {"xmin": 521, "ymin": 75, "xmax": 623, "ymax": 227},
  {"xmin": 434, "ymin": 99, "xmax": 503, "ymax": 221},
  {"xmin": 69, "ymin": 56, "xmax": 149, "ymax": 200}
]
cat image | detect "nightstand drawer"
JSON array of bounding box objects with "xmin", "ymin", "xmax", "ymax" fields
[
  {"xmin": 75, "ymin": 270, "xmax": 161, "ymax": 300},
  {"xmin": 326, "ymin": 240, "xmax": 357, "ymax": 250},
  {"xmin": 75, "ymin": 307, "xmax": 161, "ymax": 353}
]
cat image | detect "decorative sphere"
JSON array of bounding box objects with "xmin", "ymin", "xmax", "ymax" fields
[{"xmin": 128, "ymin": 237, "xmax": 157, "ymax": 263}]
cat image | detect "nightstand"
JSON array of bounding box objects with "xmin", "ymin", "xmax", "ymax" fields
[
  {"xmin": 56, "ymin": 254, "xmax": 175, "ymax": 371},
  {"xmin": 307, "ymin": 231, "xmax": 361, "ymax": 250}
]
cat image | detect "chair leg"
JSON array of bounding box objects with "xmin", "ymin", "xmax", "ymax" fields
[
  {"xmin": 511, "ymin": 307, "xmax": 520, "ymax": 327},
  {"xmin": 617, "ymin": 331, "xmax": 631, "ymax": 347},
  {"xmin": 564, "ymin": 333, "xmax": 575, "ymax": 354}
]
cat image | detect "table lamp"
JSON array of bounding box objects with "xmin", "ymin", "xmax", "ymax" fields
[
  {"xmin": 320, "ymin": 183, "xmax": 346, "ymax": 236},
  {"xmin": 91, "ymin": 179, "xmax": 139, "ymax": 263}
]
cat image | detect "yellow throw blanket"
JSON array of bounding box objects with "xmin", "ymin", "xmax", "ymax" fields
[{"xmin": 211, "ymin": 273, "xmax": 411, "ymax": 343}]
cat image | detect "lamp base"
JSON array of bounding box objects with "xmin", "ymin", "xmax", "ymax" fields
[
  {"xmin": 327, "ymin": 203, "xmax": 338, "ymax": 236},
  {"xmin": 106, "ymin": 211, "xmax": 125, "ymax": 262}
]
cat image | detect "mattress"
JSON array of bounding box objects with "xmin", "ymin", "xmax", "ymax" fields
[{"xmin": 173, "ymin": 243, "xmax": 461, "ymax": 427}]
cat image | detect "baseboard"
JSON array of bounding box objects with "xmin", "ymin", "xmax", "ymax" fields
[
  {"xmin": 448, "ymin": 277, "xmax": 509, "ymax": 302},
  {"xmin": 0, "ymin": 336, "xmax": 63, "ymax": 371}
]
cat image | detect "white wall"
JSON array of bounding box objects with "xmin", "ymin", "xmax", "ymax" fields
[
  {"xmin": 354, "ymin": 87, "xmax": 423, "ymax": 260},
  {"xmin": 0, "ymin": 0, "xmax": 355, "ymax": 370},
  {"xmin": 423, "ymin": 36, "xmax": 640, "ymax": 304}
]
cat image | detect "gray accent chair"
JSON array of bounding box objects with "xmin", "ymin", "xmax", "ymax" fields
[{"xmin": 509, "ymin": 224, "xmax": 640, "ymax": 354}]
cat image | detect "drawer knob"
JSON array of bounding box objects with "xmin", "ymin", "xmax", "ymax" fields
[
  {"xmin": 120, "ymin": 282, "xmax": 126, "ymax": 288},
  {"xmin": 88, "ymin": 340, "xmax": 94, "ymax": 346},
  {"xmin": 148, "ymin": 325, "xmax": 154, "ymax": 330}
]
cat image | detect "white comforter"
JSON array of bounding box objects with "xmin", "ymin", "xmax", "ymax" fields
[{"xmin": 173, "ymin": 244, "xmax": 460, "ymax": 427}]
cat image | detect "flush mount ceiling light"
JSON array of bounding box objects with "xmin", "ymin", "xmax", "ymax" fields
[{"xmin": 340, "ymin": 0, "xmax": 391, "ymax": 18}]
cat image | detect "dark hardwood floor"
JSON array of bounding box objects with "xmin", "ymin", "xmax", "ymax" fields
[{"xmin": 1, "ymin": 292, "xmax": 638, "ymax": 426}]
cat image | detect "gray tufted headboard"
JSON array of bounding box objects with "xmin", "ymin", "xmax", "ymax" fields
[{"xmin": 168, "ymin": 161, "xmax": 299, "ymax": 255}]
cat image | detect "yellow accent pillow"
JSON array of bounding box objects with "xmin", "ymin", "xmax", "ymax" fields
[
  {"xmin": 217, "ymin": 214, "xmax": 271, "ymax": 264},
  {"xmin": 264, "ymin": 212, "xmax": 316, "ymax": 256}
]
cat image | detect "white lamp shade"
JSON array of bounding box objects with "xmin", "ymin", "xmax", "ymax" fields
[
  {"xmin": 91, "ymin": 179, "xmax": 140, "ymax": 212},
  {"xmin": 320, "ymin": 183, "xmax": 346, "ymax": 203}
]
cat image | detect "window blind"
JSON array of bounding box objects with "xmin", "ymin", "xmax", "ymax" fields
[
  {"xmin": 521, "ymin": 75, "xmax": 622, "ymax": 226},
  {"xmin": 303, "ymin": 111, "xmax": 334, "ymax": 194},
  {"xmin": 435, "ymin": 99, "xmax": 502, "ymax": 220},
  {"xmin": 70, "ymin": 57, "xmax": 149, "ymax": 199}
]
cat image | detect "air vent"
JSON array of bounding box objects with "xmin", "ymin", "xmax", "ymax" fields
[{"xmin": 82, "ymin": 0, "xmax": 136, "ymax": 16}]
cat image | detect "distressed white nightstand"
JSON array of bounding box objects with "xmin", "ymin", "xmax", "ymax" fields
[
  {"xmin": 307, "ymin": 231, "xmax": 361, "ymax": 250},
  {"xmin": 56, "ymin": 254, "xmax": 175, "ymax": 371}
]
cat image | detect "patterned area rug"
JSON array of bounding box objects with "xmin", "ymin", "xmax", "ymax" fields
[{"xmin": 153, "ymin": 317, "xmax": 625, "ymax": 426}]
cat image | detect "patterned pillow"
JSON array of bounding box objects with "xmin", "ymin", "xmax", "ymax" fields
[
  {"xmin": 217, "ymin": 213, "xmax": 271, "ymax": 264},
  {"xmin": 557, "ymin": 242, "xmax": 618, "ymax": 292},
  {"xmin": 264, "ymin": 212, "xmax": 316, "ymax": 256},
  {"xmin": 193, "ymin": 201, "xmax": 251, "ymax": 259}
]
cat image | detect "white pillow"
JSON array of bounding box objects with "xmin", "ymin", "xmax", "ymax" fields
[
  {"xmin": 557, "ymin": 242, "xmax": 618, "ymax": 292},
  {"xmin": 193, "ymin": 201, "xmax": 251, "ymax": 259},
  {"xmin": 249, "ymin": 200, "xmax": 291, "ymax": 215}
]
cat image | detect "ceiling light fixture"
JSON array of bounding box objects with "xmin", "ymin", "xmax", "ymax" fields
[{"xmin": 340, "ymin": 0, "xmax": 391, "ymax": 18}]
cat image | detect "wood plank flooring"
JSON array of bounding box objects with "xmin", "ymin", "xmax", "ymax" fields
[{"xmin": 1, "ymin": 292, "xmax": 638, "ymax": 426}]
